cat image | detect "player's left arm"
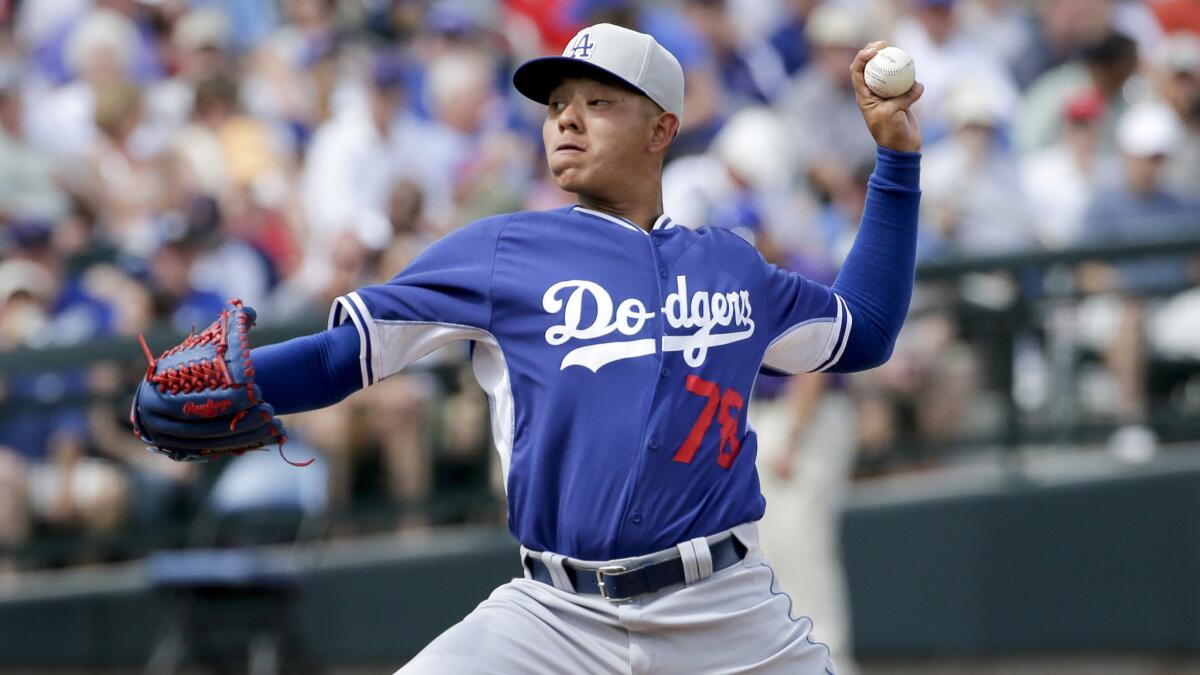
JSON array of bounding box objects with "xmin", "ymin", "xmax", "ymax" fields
[
  {"xmin": 761, "ymin": 42, "xmax": 922, "ymax": 375},
  {"xmin": 242, "ymin": 215, "xmax": 511, "ymax": 415},
  {"xmin": 249, "ymin": 322, "xmax": 364, "ymax": 415}
]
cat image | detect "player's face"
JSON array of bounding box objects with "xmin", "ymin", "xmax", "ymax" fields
[{"xmin": 543, "ymin": 77, "xmax": 658, "ymax": 196}]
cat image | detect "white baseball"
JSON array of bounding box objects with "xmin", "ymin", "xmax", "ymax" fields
[{"xmin": 864, "ymin": 46, "xmax": 916, "ymax": 99}]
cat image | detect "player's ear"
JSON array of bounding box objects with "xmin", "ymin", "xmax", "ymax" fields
[{"xmin": 648, "ymin": 111, "xmax": 679, "ymax": 153}]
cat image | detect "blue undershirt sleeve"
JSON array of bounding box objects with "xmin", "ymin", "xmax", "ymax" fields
[
  {"xmin": 826, "ymin": 146, "xmax": 921, "ymax": 372},
  {"xmin": 252, "ymin": 321, "xmax": 364, "ymax": 415}
]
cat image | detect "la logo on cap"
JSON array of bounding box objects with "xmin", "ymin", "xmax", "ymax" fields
[
  {"xmin": 513, "ymin": 23, "xmax": 686, "ymax": 121},
  {"xmin": 566, "ymin": 33, "xmax": 595, "ymax": 59}
]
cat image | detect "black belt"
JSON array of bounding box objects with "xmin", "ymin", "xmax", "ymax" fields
[{"xmin": 526, "ymin": 536, "xmax": 747, "ymax": 602}]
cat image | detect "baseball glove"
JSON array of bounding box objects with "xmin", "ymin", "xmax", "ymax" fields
[{"xmin": 131, "ymin": 299, "xmax": 307, "ymax": 465}]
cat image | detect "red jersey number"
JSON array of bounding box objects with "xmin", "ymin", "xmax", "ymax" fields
[{"xmin": 673, "ymin": 375, "xmax": 745, "ymax": 470}]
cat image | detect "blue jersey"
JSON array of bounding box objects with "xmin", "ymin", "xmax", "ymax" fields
[{"xmin": 329, "ymin": 205, "xmax": 856, "ymax": 560}]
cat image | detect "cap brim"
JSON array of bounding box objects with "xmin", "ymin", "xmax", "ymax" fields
[{"xmin": 513, "ymin": 56, "xmax": 648, "ymax": 105}]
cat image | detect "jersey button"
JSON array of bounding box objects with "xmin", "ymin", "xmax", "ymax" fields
[
  {"xmin": 660, "ymin": 367, "xmax": 670, "ymax": 378},
  {"xmin": 631, "ymin": 514, "xmax": 643, "ymax": 524},
  {"xmin": 653, "ymin": 238, "xmax": 662, "ymax": 247},
  {"xmin": 658, "ymin": 267, "xmax": 667, "ymax": 278},
  {"xmin": 648, "ymin": 438, "xmax": 659, "ymax": 450}
]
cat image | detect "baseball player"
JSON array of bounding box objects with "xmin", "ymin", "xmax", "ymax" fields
[{"xmin": 130, "ymin": 24, "xmax": 923, "ymax": 674}]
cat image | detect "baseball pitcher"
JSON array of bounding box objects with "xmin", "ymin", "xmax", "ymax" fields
[{"xmin": 131, "ymin": 24, "xmax": 923, "ymax": 674}]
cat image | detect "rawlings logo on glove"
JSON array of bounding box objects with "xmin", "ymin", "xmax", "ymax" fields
[
  {"xmin": 130, "ymin": 299, "xmax": 311, "ymax": 466},
  {"xmin": 182, "ymin": 400, "xmax": 234, "ymax": 417}
]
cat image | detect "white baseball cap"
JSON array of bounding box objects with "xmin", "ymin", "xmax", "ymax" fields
[
  {"xmin": 1116, "ymin": 102, "xmax": 1183, "ymax": 157},
  {"xmin": 806, "ymin": 5, "xmax": 865, "ymax": 49},
  {"xmin": 513, "ymin": 23, "xmax": 685, "ymax": 122},
  {"xmin": 714, "ymin": 107, "xmax": 791, "ymax": 190}
]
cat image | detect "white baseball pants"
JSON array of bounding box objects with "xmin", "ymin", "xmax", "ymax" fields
[{"xmin": 396, "ymin": 523, "xmax": 836, "ymax": 674}]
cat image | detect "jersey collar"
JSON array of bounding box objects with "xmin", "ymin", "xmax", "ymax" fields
[{"xmin": 572, "ymin": 206, "xmax": 676, "ymax": 235}]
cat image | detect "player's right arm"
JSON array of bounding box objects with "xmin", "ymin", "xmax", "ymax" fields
[
  {"xmin": 754, "ymin": 145, "xmax": 920, "ymax": 375},
  {"xmin": 753, "ymin": 42, "xmax": 924, "ymax": 375},
  {"xmin": 251, "ymin": 214, "xmax": 513, "ymax": 414}
]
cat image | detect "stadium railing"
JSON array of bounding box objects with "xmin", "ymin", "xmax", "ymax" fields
[{"xmin": 911, "ymin": 231, "xmax": 1200, "ymax": 460}]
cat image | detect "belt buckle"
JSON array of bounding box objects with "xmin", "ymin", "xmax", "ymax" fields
[{"xmin": 595, "ymin": 565, "xmax": 631, "ymax": 603}]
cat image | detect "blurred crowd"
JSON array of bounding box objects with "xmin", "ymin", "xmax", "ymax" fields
[{"xmin": 0, "ymin": 0, "xmax": 1197, "ymax": 573}]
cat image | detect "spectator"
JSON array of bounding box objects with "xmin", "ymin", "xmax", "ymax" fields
[
  {"xmin": 85, "ymin": 359, "xmax": 197, "ymax": 533},
  {"xmin": 279, "ymin": 380, "xmax": 364, "ymax": 513},
  {"xmin": 172, "ymin": 74, "xmax": 239, "ymax": 199},
  {"xmin": 1020, "ymin": 88, "xmax": 1120, "ymax": 249},
  {"xmin": 663, "ymin": 106, "xmax": 796, "ymax": 264},
  {"xmin": 172, "ymin": 73, "xmax": 300, "ymax": 301},
  {"xmin": 1077, "ymin": 102, "xmax": 1199, "ymax": 461},
  {"xmin": 920, "ymin": 81, "xmax": 1035, "ymax": 258},
  {"xmin": 365, "ymin": 372, "xmax": 434, "ymax": 531},
  {"xmin": 83, "ymin": 79, "xmax": 174, "ymax": 258},
  {"xmin": 143, "ymin": 7, "xmax": 233, "ymax": 154},
  {"xmin": 1082, "ymin": 103, "xmax": 1196, "ymax": 296},
  {"xmin": 12, "ymin": 1, "xmax": 88, "ymax": 64},
  {"xmin": 0, "ymin": 440, "xmax": 25, "ymax": 583},
  {"xmin": 143, "ymin": 213, "xmax": 226, "ymax": 332},
  {"xmin": 811, "ymin": 161, "xmax": 873, "ymax": 271},
  {"xmin": 25, "ymin": 7, "xmax": 142, "ymax": 159},
  {"xmin": 419, "ymin": 48, "xmax": 527, "ymax": 225},
  {"xmin": 185, "ymin": 194, "xmax": 277, "ymax": 309},
  {"xmin": 5, "ymin": 218, "xmax": 119, "ymax": 348},
  {"xmin": 957, "ymin": 0, "xmax": 1039, "ymax": 80},
  {"xmin": 893, "ymin": 0, "xmax": 1020, "ymax": 142},
  {"xmin": 0, "ymin": 59, "xmax": 69, "ymax": 220},
  {"xmin": 0, "ymin": 258, "xmax": 56, "ymax": 349},
  {"xmin": 1015, "ymin": 30, "xmax": 1139, "ymax": 154},
  {"xmin": 681, "ymin": 0, "xmax": 787, "ymax": 104},
  {"xmin": 1151, "ymin": 33, "xmax": 1200, "ymax": 197},
  {"xmin": 1008, "ymin": 0, "xmax": 1114, "ymax": 90},
  {"xmin": 776, "ymin": 3, "xmax": 875, "ymax": 210},
  {"xmin": 300, "ymin": 53, "xmax": 413, "ymax": 274},
  {"xmin": 0, "ymin": 259, "xmax": 129, "ymax": 551},
  {"xmin": 241, "ymin": 0, "xmax": 337, "ymax": 140},
  {"xmin": 755, "ymin": 370, "xmax": 861, "ymax": 675},
  {"xmin": 764, "ymin": 0, "xmax": 815, "ymax": 77},
  {"xmin": 22, "ymin": 0, "xmax": 163, "ymax": 87}
]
